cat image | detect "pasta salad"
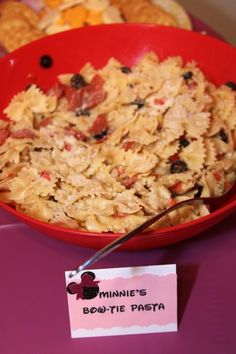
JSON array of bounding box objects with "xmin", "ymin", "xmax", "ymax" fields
[{"xmin": 0, "ymin": 52, "xmax": 235, "ymax": 232}]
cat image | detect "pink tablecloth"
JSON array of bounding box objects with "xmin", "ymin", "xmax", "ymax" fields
[{"xmin": 0, "ymin": 17, "xmax": 235, "ymax": 354}]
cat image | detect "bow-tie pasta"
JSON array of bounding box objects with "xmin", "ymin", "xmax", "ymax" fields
[{"xmin": 0, "ymin": 52, "xmax": 235, "ymax": 232}]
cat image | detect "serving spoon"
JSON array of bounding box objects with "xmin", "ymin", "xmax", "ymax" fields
[{"xmin": 69, "ymin": 181, "xmax": 236, "ymax": 278}]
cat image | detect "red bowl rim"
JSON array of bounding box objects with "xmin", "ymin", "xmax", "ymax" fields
[{"xmin": 0, "ymin": 197, "xmax": 235, "ymax": 240}]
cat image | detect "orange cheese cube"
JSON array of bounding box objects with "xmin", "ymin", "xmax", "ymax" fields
[
  {"xmin": 62, "ymin": 5, "xmax": 88, "ymax": 28},
  {"xmin": 86, "ymin": 10, "xmax": 103, "ymax": 25}
]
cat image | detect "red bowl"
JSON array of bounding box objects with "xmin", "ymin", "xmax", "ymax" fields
[{"xmin": 0, "ymin": 24, "xmax": 236, "ymax": 249}]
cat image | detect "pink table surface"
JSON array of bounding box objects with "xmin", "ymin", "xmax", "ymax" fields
[{"xmin": 0, "ymin": 17, "xmax": 236, "ymax": 354}]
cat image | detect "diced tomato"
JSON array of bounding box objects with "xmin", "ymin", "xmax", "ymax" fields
[
  {"xmin": 0, "ymin": 126, "xmax": 10, "ymax": 146},
  {"xmin": 66, "ymin": 74, "xmax": 107, "ymax": 111},
  {"xmin": 38, "ymin": 117, "xmax": 53, "ymax": 128},
  {"xmin": 64, "ymin": 142, "xmax": 72, "ymax": 151},
  {"xmin": 167, "ymin": 198, "xmax": 177, "ymax": 208},
  {"xmin": 123, "ymin": 141, "xmax": 135, "ymax": 151},
  {"xmin": 169, "ymin": 153, "xmax": 180, "ymax": 162},
  {"xmin": 170, "ymin": 182, "xmax": 182, "ymax": 194},
  {"xmin": 89, "ymin": 114, "xmax": 108, "ymax": 135},
  {"xmin": 154, "ymin": 98, "xmax": 165, "ymax": 105},
  {"xmin": 39, "ymin": 171, "xmax": 51, "ymax": 181},
  {"xmin": 120, "ymin": 175, "xmax": 137, "ymax": 189},
  {"xmin": 11, "ymin": 129, "xmax": 37, "ymax": 139},
  {"xmin": 46, "ymin": 82, "xmax": 64, "ymax": 99},
  {"xmin": 213, "ymin": 172, "xmax": 222, "ymax": 182}
]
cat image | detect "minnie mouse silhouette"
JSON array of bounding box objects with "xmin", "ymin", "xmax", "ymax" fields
[{"xmin": 67, "ymin": 271, "xmax": 100, "ymax": 300}]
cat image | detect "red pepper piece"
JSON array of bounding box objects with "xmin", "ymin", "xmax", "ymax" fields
[
  {"xmin": 11, "ymin": 129, "xmax": 37, "ymax": 139},
  {"xmin": 213, "ymin": 172, "xmax": 222, "ymax": 182},
  {"xmin": 167, "ymin": 198, "xmax": 177, "ymax": 207},
  {"xmin": 67, "ymin": 75, "xmax": 107, "ymax": 111},
  {"xmin": 154, "ymin": 98, "xmax": 165, "ymax": 105},
  {"xmin": 169, "ymin": 153, "xmax": 180, "ymax": 162},
  {"xmin": 0, "ymin": 126, "xmax": 10, "ymax": 146},
  {"xmin": 89, "ymin": 114, "xmax": 108, "ymax": 135},
  {"xmin": 123, "ymin": 141, "xmax": 135, "ymax": 151},
  {"xmin": 170, "ymin": 182, "xmax": 182, "ymax": 194},
  {"xmin": 40, "ymin": 171, "xmax": 51, "ymax": 181}
]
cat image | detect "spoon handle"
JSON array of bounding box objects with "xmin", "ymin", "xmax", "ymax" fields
[{"xmin": 69, "ymin": 197, "xmax": 203, "ymax": 277}]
